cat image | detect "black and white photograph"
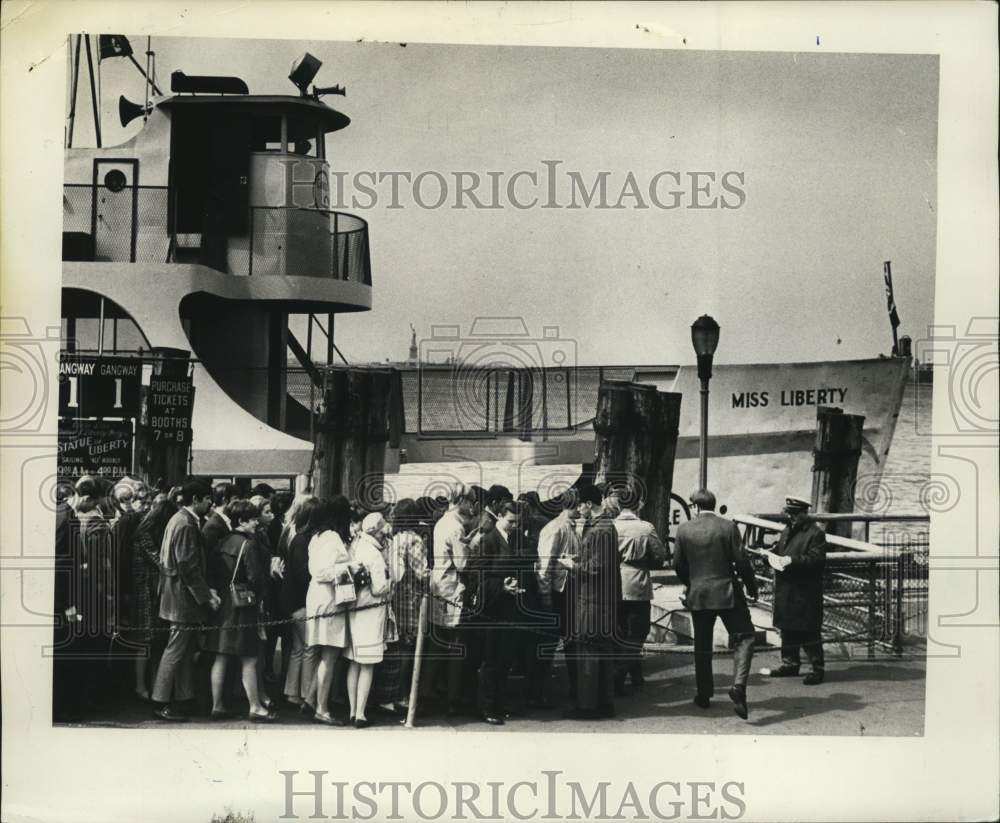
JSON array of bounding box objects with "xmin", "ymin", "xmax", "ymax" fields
[{"xmin": 1, "ymin": 3, "xmax": 997, "ymax": 822}]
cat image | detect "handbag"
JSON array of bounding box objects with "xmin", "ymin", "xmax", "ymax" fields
[
  {"xmin": 230, "ymin": 539, "xmax": 257, "ymax": 608},
  {"xmin": 353, "ymin": 563, "xmax": 372, "ymax": 592},
  {"xmin": 384, "ymin": 603, "xmax": 399, "ymax": 645},
  {"xmin": 333, "ymin": 566, "xmax": 356, "ymax": 607}
]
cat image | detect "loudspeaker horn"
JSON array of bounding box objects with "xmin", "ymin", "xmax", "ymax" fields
[{"xmin": 119, "ymin": 95, "xmax": 152, "ymax": 127}]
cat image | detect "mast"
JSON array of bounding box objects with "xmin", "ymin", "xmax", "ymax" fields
[
  {"xmin": 882, "ymin": 260, "xmax": 901, "ymax": 357},
  {"xmin": 83, "ymin": 35, "xmax": 102, "ymax": 148},
  {"xmin": 66, "ymin": 35, "xmax": 82, "ymax": 148}
]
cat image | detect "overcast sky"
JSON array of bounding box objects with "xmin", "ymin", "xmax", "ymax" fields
[{"xmin": 76, "ymin": 36, "xmax": 938, "ymax": 366}]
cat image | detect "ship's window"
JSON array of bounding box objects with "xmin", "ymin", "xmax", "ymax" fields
[
  {"xmin": 250, "ymin": 476, "xmax": 293, "ymax": 491},
  {"xmin": 103, "ymin": 169, "xmax": 127, "ymax": 192},
  {"xmin": 61, "ymin": 288, "xmax": 151, "ymax": 353},
  {"xmin": 251, "ymin": 115, "xmax": 284, "ymax": 152},
  {"xmin": 287, "ymin": 115, "xmax": 320, "ymax": 157}
]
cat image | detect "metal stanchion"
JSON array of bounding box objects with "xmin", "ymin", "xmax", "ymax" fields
[{"xmin": 404, "ymin": 593, "xmax": 430, "ymax": 728}]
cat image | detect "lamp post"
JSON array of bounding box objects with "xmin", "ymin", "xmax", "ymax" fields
[{"xmin": 690, "ymin": 315, "xmax": 720, "ymax": 490}]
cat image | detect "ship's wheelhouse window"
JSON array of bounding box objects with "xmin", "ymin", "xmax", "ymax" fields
[
  {"xmin": 246, "ymin": 113, "xmax": 324, "ymax": 156},
  {"xmin": 251, "ymin": 114, "xmax": 284, "ymax": 152},
  {"xmin": 288, "ymin": 115, "xmax": 323, "ymax": 158},
  {"xmin": 61, "ymin": 288, "xmax": 151, "ymax": 353}
]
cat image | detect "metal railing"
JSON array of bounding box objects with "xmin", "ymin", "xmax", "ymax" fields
[
  {"xmin": 63, "ymin": 184, "xmax": 371, "ymax": 284},
  {"xmin": 734, "ymin": 513, "xmax": 929, "ymax": 657},
  {"xmin": 246, "ymin": 206, "xmax": 371, "ymax": 283},
  {"xmin": 63, "ymin": 183, "xmax": 170, "ymax": 264},
  {"xmin": 400, "ymin": 365, "xmax": 636, "ymax": 435}
]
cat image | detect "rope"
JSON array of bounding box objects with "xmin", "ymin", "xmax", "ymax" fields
[
  {"xmin": 97, "ymin": 590, "xmax": 904, "ymax": 652},
  {"xmin": 103, "ymin": 596, "xmax": 394, "ymax": 635}
]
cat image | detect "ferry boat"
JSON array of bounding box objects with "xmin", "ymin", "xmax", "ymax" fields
[{"xmin": 60, "ymin": 40, "xmax": 910, "ymax": 513}]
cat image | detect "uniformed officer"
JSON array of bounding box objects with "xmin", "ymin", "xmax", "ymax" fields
[{"xmin": 765, "ymin": 496, "xmax": 827, "ymax": 685}]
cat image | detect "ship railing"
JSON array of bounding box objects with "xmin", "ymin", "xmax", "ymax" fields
[
  {"xmin": 400, "ymin": 365, "xmax": 636, "ymax": 436},
  {"xmin": 63, "ymin": 183, "xmax": 170, "ymax": 264},
  {"xmin": 245, "ymin": 206, "xmax": 371, "ymax": 283},
  {"xmin": 733, "ymin": 513, "xmax": 930, "ymax": 658},
  {"xmin": 62, "ymin": 184, "xmax": 371, "ymax": 283},
  {"xmin": 751, "ymin": 511, "xmax": 930, "ymax": 547}
]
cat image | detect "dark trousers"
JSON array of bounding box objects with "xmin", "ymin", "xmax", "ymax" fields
[
  {"xmin": 692, "ymin": 601, "xmax": 756, "ymax": 698},
  {"xmin": 527, "ymin": 601, "xmax": 562, "ymax": 703},
  {"xmin": 419, "ymin": 626, "xmax": 467, "ymax": 706},
  {"xmin": 576, "ymin": 641, "xmax": 616, "ymax": 711},
  {"xmin": 374, "ymin": 641, "xmax": 417, "ymax": 706},
  {"xmin": 265, "ymin": 623, "xmax": 291, "ymax": 680},
  {"xmin": 152, "ymin": 623, "xmax": 200, "ymax": 705},
  {"xmin": 553, "ymin": 589, "xmax": 578, "ymax": 698},
  {"xmin": 480, "ymin": 619, "xmax": 516, "ymax": 715},
  {"xmin": 459, "ymin": 614, "xmax": 485, "ymax": 704},
  {"xmin": 780, "ymin": 628, "xmax": 824, "ymax": 672},
  {"xmin": 616, "ymin": 600, "xmax": 651, "ymax": 687}
]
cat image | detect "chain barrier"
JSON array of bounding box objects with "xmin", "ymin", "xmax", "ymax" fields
[{"xmin": 94, "ymin": 590, "xmax": 891, "ymax": 654}]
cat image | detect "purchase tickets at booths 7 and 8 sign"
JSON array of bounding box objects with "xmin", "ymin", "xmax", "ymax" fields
[{"xmin": 146, "ymin": 374, "xmax": 193, "ymax": 442}]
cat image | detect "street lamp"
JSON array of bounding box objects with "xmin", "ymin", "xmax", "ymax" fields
[{"xmin": 691, "ymin": 314, "xmax": 720, "ymax": 490}]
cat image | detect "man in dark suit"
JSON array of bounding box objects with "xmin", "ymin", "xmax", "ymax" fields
[
  {"xmin": 202, "ymin": 482, "xmax": 236, "ymax": 554},
  {"xmin": 478, "ymin": 500, "xmax": 525, "ymax": 725},
  {"xmin": 674, "ymin": 488, "xmax": 759, "ymax": 719},
  {"xmin": 766, "ymin": 496, "xmax": 827, "ymax": 685},
  {"xmin": 152, "ymin": 478, "xmax": 219, "ymax": 721},
  {"xmin": 459, "ymin": 484, "xmax": 514, "ymax": 711},
  {"xmin": 563, "ymin": 485, "xmax": 622, "ymax": 720}
]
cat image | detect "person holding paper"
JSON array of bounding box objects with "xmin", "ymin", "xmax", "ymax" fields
[{"xmin": 766, "ymin": 496, "xmax": 828, "ymax": 685}]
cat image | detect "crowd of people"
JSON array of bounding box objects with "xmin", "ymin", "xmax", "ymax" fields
[{"xmin": 53, "ymin": 473, "xmax": 826, "ymax": 727}]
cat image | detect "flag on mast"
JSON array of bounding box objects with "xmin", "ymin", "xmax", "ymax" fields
[
  {"xmin": 98, "ymin": 35, "xmax": 133, "ymax": 61},
  {"xmin": 883, "ymin": 261, "xmax": 901, "ymax": 329}
]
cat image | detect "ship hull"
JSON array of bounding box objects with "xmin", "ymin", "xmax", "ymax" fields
[
  {"xmin": 60, "ymin": 256, "xmax": 909, "ymax": 511},
  {"xmin": 391, "ymin": 357, "xmax": 910, "ymax": 515}
]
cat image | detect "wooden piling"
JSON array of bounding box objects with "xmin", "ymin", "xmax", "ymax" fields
[
  {"xmin": 592, "ymin": 380, "xmax": 682, "ymax": 541},
  {"xmin": 314, "ymin": 367, "xmax": 402, "ymax": 504},
  {"xmin": 811, "ymin": 405, "xmax": 866, "ymax": 539}
]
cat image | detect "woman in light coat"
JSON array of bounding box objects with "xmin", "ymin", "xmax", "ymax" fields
[
  {"xmin": 344, "ymin": 512, "xmax": 392, "ymax": 727},
  {"xmin": 304, "ymin": 495, "xmax": 353, "ymax": 725}
]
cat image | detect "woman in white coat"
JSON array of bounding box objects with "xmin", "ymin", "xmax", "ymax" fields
[
  {"xmin": 344, "ymin": 512, "xmax": 392, "ymax": 728},
  {"xmin": 305, "ymin": 496, "xmax": 353, "ymax": 725}
]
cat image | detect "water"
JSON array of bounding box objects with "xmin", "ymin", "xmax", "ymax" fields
[
  {"xmin": 866, "ymin": 378, "xmax": 932, "ymax": 544},
  {"xmin": 385, "ymin": 378, "xmax": 933, "ymax": 543}
]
